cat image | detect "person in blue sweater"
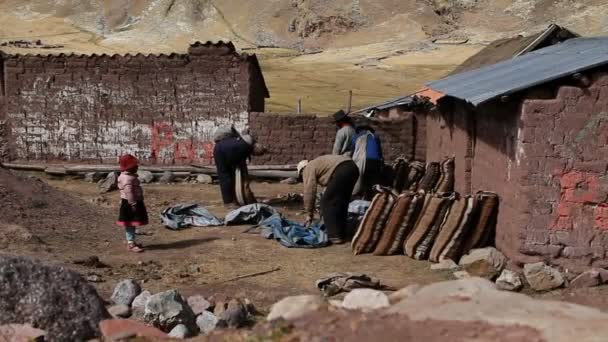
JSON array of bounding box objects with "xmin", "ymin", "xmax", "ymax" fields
[{"xmin": 351, "ymin": 125, "xmax": 384, "ymax": 200}]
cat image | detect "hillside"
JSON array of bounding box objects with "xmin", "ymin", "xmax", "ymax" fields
[{"xmin": 1, "ymin": 0, "xmax": 607, "ymax": 113}]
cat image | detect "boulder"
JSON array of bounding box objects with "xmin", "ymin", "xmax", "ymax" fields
[
  {"xmin": 0, "ymin": 324, "xmax": 46, "ymax": 342},
  {"xmin": 187, "ymin": 295, "xmax": 211, "ymax": 315},
  {"xmin": 158, "ymin": 171, "xmax": 175, "ymax": 184},
  {"xmin": 430, "ymin": 259, "xmax": 459, "ymax": 271},
  {"xmin": 342, "ymin": 289, "xmax": 390, "ymax": 311},
  {"xmin": 388, "ymin": 284, "xmax": 421, "ymax": 304},
  {"xmin": 99, "ymin": 319, "xmax": 167, "ymax": 339},
  {"xmin": 195, "ymin": 174, "xmax": 213, "ymax": 184},
  {"xmin": 97, "ymin": 172, "xmax": 118, "ymax": 193},
  {"xmin": 0, "ymin": 255, "xmax": 110, "ymax": 341},
  {"xmin": 138, "ymin": 170, "xmax": 155, "ymax": 184},
  {"xmin": 144, "ymin": 289, "xmax": 198, "ymax": 333},
  {"xmin": 495, "ymin": 269, "xmax": 522, "ymax": 291},
  {"xmin": 111, "ymin": 279, "xmax": 141, "ymax": 306},
  {"xmin": 168, "ymin": 324, "xmax": 190, "ymax": 339},
  {"xmin": 108, "ymin": 304, "xmax": 132, "ymax": 318},
  {"xmin": 570, "ymin": 269, "xmax": 602, "ymax": 288},
  {"xmin": 524, "ymin": 262, "xmax": 564, "ymax": 291},
  {"xmin": 85, "ymin": 172, "xmax": 106, "ymax": 183},
  {"xmin": 217, "ymin": 299, "xmax": 248, "ymax": 328},
  {"xmin": 458, "ymin": 247, "xmax": 507, "ymax": 279},
  {"xmin": 388, "ymin": 277, "xmax": 608, "ymax": 342},
  {"xmin": 131, "ymin": 290, "xmax": 151, "ymax": 318},
  {"xmin": 267, "ymin": 295, "xmax": 327, "ymax": 321},
  {"xmin": 196, "ymin": 311, "xmax": 219, "ymax": 335}
]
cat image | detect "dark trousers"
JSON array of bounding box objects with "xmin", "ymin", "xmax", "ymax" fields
[
  {"xmin": 214, "ymin": 138, "xmax": 252, "ymax": 204},
  {"xmin": 321, "ymin": 161, "xmax": 359, "ymax": 239},
  {"xmin": 362, "ymin": 159, "xmax": 384, "ymax": 200}
]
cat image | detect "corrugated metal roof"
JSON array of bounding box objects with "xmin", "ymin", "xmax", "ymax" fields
[
  {"xmin": 352, "ymin": 95, "xmax": 415, "ymax": 115},
  {"xmin": 427, "ymin": 37, "xmax": 608, "ymax": 106}
]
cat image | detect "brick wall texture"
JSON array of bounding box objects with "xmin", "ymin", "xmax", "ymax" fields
[
  {"xmin": 425, "ymin": 71, "xmax": 608, "ymax": 271},
  {"xmin": 0, "ymin": 42, "xmax": 267, "ymax": 165},
  {"xmin": 248, "ymin": 112, "xmax": 424, "ymax": 165}
]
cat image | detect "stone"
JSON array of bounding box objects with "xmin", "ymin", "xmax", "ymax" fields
[
  {"xmin": 195, "ymin": 174, "xmax": 213, "ymax": 184},
  {"xmin": 0, "ymin": 323, "xmax": 46, "ymax": 342},
  {"xmin": 131, "ymin": 290, "xmax": 151, "ymax": 315},
  {"xmin": 97, "ymin": 172, "xmax": 118, "ymax": 193},
  {"xmin": 187, "ymin": 295, "xmax": 211, "ymax": 315},
  {"xmin": 108, "ymin": 304, "xmax": 132, "ymax": 318},
  {"xmin": 496, "ymin": 269, "xmax": 523, "ymax": 291},
  {"xmin": 430, "ymin": 259, "xmax": 459, "ymax": 271},
  {"xmin": 138, "ymin": 170, "xmax": 155, "ymax": 184},
  {"xmin": 388, "ymin": 277, "xmax": 608, "ymax": 342},
  {"xmin": 570, "ymin": 269, "xmax": 602, "ymax": 288},
  {"xmin": 342, "ymin": 289, "xmax": 390, "ymax": 311},
  {"xmin": 196, "ymin": 311, "xmax": 219, "ymax": 335},
  {"xmin": 458, "ymin": 247, "xmax": 507, "ymax": 279},
  {"xmin": 218, "ymin": 299, "xmax": 248, "ymax": 328},
  {"xmin": 111, "ymin": 279, "xmax": 141, "ymax": 306},
  {"xmin": 524, "ymin": 262, "xmax": 565, "ymax": 291},
  {"xmin": 144, "ymin": 289, "xmax": 198, "ymax": 333},
  {"xmin": 453, "ymin": 270, "xmax": 471, "ymax": 279},
  {"xmin": 0, "ymin": 255, "xmax": 110, "ymax": 341},
  {"xmin": 267, "ymin": 295, "xmax": 327, "ymax": 321},
  {"xmin": 158, "ymin": 171, "xmax": 175, "ymax": 184},
  {"xmin": 168, "ymin": 324, "xmax": 190, "ymax": 339},
  {"xmin": 85, "ymin": 172, "xmax": 106, "ymax": 183},
  {"xmin": 280, "ymin": 177, "xmax": 299, "ymax": 185},
  {"xmin": 99, "ymin": 319, "xmax": 167, "ymax": 339},
  {"xmin": 598, "ymin": 268, "xmax": 608, "ymax": 284},
  {"xmin": 388, "ymin": 284, "xmax": 422, "ymax": 304}
]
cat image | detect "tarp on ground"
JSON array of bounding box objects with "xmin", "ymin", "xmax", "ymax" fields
[
  {"xmin": 259, "ymin": 214, "xmax": 328, "ymax": 248},
  {"xmin": 161, "ymin": 203, "xmax": 223, "ymax": 230},
  {"xmin": 224, "ymin": 203, "xmax": 279, "ymax": 225}
]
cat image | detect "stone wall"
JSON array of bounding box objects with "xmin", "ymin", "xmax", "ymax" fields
[
  {"xmin": 249, "ymin": 112, "xmax": 423, "ymax": 165},
  {"xmin": 424, "ymin": 70, "xmax": 608, "ymax": 271},
  {"xmin": 0, "ymin": 42, "xmax": 267, "ymax": 165}
]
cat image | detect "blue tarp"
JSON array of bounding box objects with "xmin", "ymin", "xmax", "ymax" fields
[
  {"xmin": 161, "ymin": 203, "xmax": 224, "ymax": 230},
  {"xmin": 259, "ymin": 214, "xmax": 328, "ymax": 248},
  {"xmin": 224, "ymin": 203, "xmax": 279, "ymax": 225}
]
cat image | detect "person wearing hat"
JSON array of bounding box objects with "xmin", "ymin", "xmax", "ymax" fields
[
  {"xmin": 297, "ymin": 155, "xmax": 359, "ymax": 244},
  {"xmin": 213, "ymin": 126, "xmax": 265, "ymax": 207},
  {"xmin": 332, "ymin": 109, "xmax": 356, "ymax": 157},
  {"xmin": 117, "ymin": 154, "xmax": 148, "ymax": 253}
]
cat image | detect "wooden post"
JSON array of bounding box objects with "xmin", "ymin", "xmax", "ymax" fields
[
  {"xmin": 297, "ymin": 98, "xmax": 302, "ymax": 114},
  {"xmin": 347, "ymin": 90, "xmax": 353, "ymax": 113}
]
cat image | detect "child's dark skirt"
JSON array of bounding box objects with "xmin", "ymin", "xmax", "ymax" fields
[{"xmin": 117, "ymin": 199, "xmax": 149, "ymax": 226}]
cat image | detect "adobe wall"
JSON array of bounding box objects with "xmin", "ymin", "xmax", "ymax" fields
[
  {"xmin": 0, "ymin": 43, "xmax": 265, "ymax": 165},
  {"xmin": 249, "ymin": 112, "xmax": 422, "ymax": 165}
]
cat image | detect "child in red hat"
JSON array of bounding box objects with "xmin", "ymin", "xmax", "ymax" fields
[{"xmin": 116, "ymin": 154, "xmax": 148, "ymax": 253}]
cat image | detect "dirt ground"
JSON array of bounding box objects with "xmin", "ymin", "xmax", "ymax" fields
[{"xmin": 10, "ymin": 175, "xmax": 445, "ymax": 310}]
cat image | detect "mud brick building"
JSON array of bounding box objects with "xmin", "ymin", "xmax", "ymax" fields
[
  {"xmin": 421, "ymin": 37, "xmax": 608, "ymax": 271},
  {"xmin": 0, "ymin": 41, "xmax": 268, "ymax": 165}
]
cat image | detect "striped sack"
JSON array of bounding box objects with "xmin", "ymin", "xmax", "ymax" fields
[
  {"xmin": 387, "ymin": 193, "xmax": 424, "ymax": 255},
  {"xmin": 404, "ymin": 193, "xmax": 444, "ymax": 257},
  {"xmin": 439, "ymin": 196, "xmax": 476, "ymax": 262},
  {"xmin": 352, "ymin": 189, "xmax": 395, "ymax": 255},
  {"xmin": 417, "ymin": 162, "xmax": 441, "ymax": 192},
  {"xmin": 373, "ymin": 192, "xmax": 414, "ymax": 255},
  {"xmin": 460, "ymin": 191, "xmax": 499, "ymax": 253},
  {"xmin": 414, "ymin": 194, "xmax": 454, "ymax": 260},
  {"xmin": 428, "ymin": 195, "xmax": 467, "ymax": 262}
]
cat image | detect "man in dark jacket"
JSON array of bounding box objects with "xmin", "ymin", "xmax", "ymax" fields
[
  {"xmin": 351, "ymin": 125, "xmax": 384, "ymax": 200},
  {"xmin": 213, "ymin": 127, "xmax": 264, "ymax": 207}
]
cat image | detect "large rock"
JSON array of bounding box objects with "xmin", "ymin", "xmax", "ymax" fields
[
  {"xmin": 111, "ymin": 279, "xmax": 141, "ymax": 306},
  {"xmin": 196, "ymin": 311, "xmax": 219, "ymax": 335},
  {"xmin": 108, "ymin": 304, "xmax": 132, "ymax": 318},
  {"xmin": 217, "ymin": 299, "xmax": 248, "ymax": 328},
  {"xmin": 158, "ymin": 171, "xmax": 175, "ymax": 184},
  {"xmin": 85, "ymin": 172, "xmax": 106, "ymax": 183},
  {"xmin": 144, "ymin": 289, "xmax": 198, "ymax": 333},
  {"xmin": 138, "ymin": 170, "xmax": 155, "ymax": 184},
  {"xmin": 195, "ymin": 174, "xmax": 213, "ymax": 184},
  {"xmin": 495, "ymin": 269, "xmax": 522, "ymax": 291},
  {"xmin": 97, "ymin": 172, "xmax": 118, "ymax": 193},
  {"xmin": 99, "ymin": 319, "xmax": 167, "ymax": 339},
  {"xmin": 388, "ymin": 284, "xmax": 421, "ymax": 304},
  {"xmin": 388, "ymin": 277, "xmax": 608, "ymax": 342},
  {"xmin": 0, "ymin": 324, "xmax": 46, "ymax": 342},
  {"xmin": 267, "ymin": 295, "xmax": 327, "ymax": 321},
  {"xmin": 342, "ymin": 289, "xmax": 390, "ymax": 311},
  {"xmin": 570, "ymin": 269, "xmax": 602, "ymax": 288},
  {"xmin": 131, "ymin": 290, "xmax": 151, "ymax": 318},
  {"xmin": 0, "ymin": 255, "xmax": 110, "ymax": 342},
  {"xmin": 524, "ymin": 262, "xmax": 564, "ymax": 291},
  {"xmin": 458, "ymin": 247, "xmax": 507, "ymax": 279},
  {"xmin": 168, "ymin": 324, "xmax": 190, "ymax": 339},
  {"xmin": 187, "ymin": 295, "xmax": 212, "ymax": 315}
]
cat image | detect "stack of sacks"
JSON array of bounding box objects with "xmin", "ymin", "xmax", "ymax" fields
[
  {"xmin": 351, "ymin": 187, "xmax": 397, "ymax": 255},
  {"xmin": 406, "ymin": 161, "xmax": 426, "ymax": 191},
  {"xmin": 417, "ymin": 162, "xmax": 441, "ymax": 192},
  {"xmin": 434, "ymin": 157, "xmax": 455, "ymax": 193},
  {"xmin": 392, "ymin": 158, "xmax": 409, "ymax": 193}
]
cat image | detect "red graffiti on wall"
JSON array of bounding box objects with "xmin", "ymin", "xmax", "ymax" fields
[
  {"xmin": 552, "ymin": 171, "xmax": 608, "ymax": 230},
  {"xmin": 150, "ymin": 122, "xmax": 215, "ymax": 164}
]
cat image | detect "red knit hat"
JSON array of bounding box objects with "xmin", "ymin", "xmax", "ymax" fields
[{"xmin": 119, "ymin": 154, "xmax": 139, "ymax": 172}]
